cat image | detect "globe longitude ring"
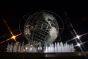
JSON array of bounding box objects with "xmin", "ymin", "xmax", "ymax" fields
[{"xmin": 24, "ymin": 11, "xmax": 60, "ymax": 46}]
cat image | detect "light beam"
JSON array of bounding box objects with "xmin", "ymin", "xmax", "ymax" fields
[
  {"xmin": 0, "ymin": 19, "xmax": 22, "ymax": 44},
  {"xmin": 0, "ymin": 33, "xmax": 22, "ymax": 44},
  {"xmin": 67, "ymin": 23, "xmax": 87, "ymax": 58}
]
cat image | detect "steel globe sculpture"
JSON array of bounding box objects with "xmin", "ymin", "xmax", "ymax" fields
[
  {"xmin": 24, "ymin": 11, "xmax": 59, "ymax": 46},
  {"xmin": 6, "ymin": 11, "xmax": 75, "ymax": 53}
]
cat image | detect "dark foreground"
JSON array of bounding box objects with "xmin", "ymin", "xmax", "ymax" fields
[{"xmin": 0, "ymin": 52, "xmax": 88, "ymax": 59}]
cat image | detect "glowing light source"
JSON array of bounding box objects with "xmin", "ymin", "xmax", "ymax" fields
[
  {"xmin": 0, "ymin": 33, "xmax": 22, "ymax": 45},
  {"xmin": 67, "ymin": 23, "xmax": 88, "ymax": 43},
  {"xmin": 0, "ymin": 19, "xmax": 21, "ymax": 43},
  {"xmin": 76, "ymin": 43, "xmax": 81, "ymax": 47},
  {"xmin": 75, "ymin": 35, "xmax": 80, "ymax": 39},
  {"xmin": 66, "ymin": 23, "xmax": 88, "ymax": 58},
  {"xmin": 10, "ymin": 33, "xmax": 22, "ymax": 42},
  {"xmin": 67, "ymin": 33, "xmax": 88, "ymax": 43},
  {"xmin": 11, "ymin": 35, "xmax": 16, "ymax": 41}
]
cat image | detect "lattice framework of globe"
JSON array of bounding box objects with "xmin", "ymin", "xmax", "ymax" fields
[{"xmin": 24, "ymin": 11, "xmax": 59, "ymax": 46}]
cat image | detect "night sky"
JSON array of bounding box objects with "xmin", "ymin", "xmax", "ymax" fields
[{"xmin": 0, "ymin": 3, "xmax": 88, "ymax": 51}]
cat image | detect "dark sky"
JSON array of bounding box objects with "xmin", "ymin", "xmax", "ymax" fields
[{"xmin": 0, "ymin": 4, "xmax": 88, "ymax": 51}]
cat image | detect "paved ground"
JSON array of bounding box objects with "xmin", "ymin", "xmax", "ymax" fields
[{"xmin": 0, "ymin": 52, "xmax": 88, "ymax": 59}]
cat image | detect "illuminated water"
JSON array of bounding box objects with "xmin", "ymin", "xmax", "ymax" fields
[{"xmin": 7, "ymin": 42, "xmax": 75, "ymax": 53}]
